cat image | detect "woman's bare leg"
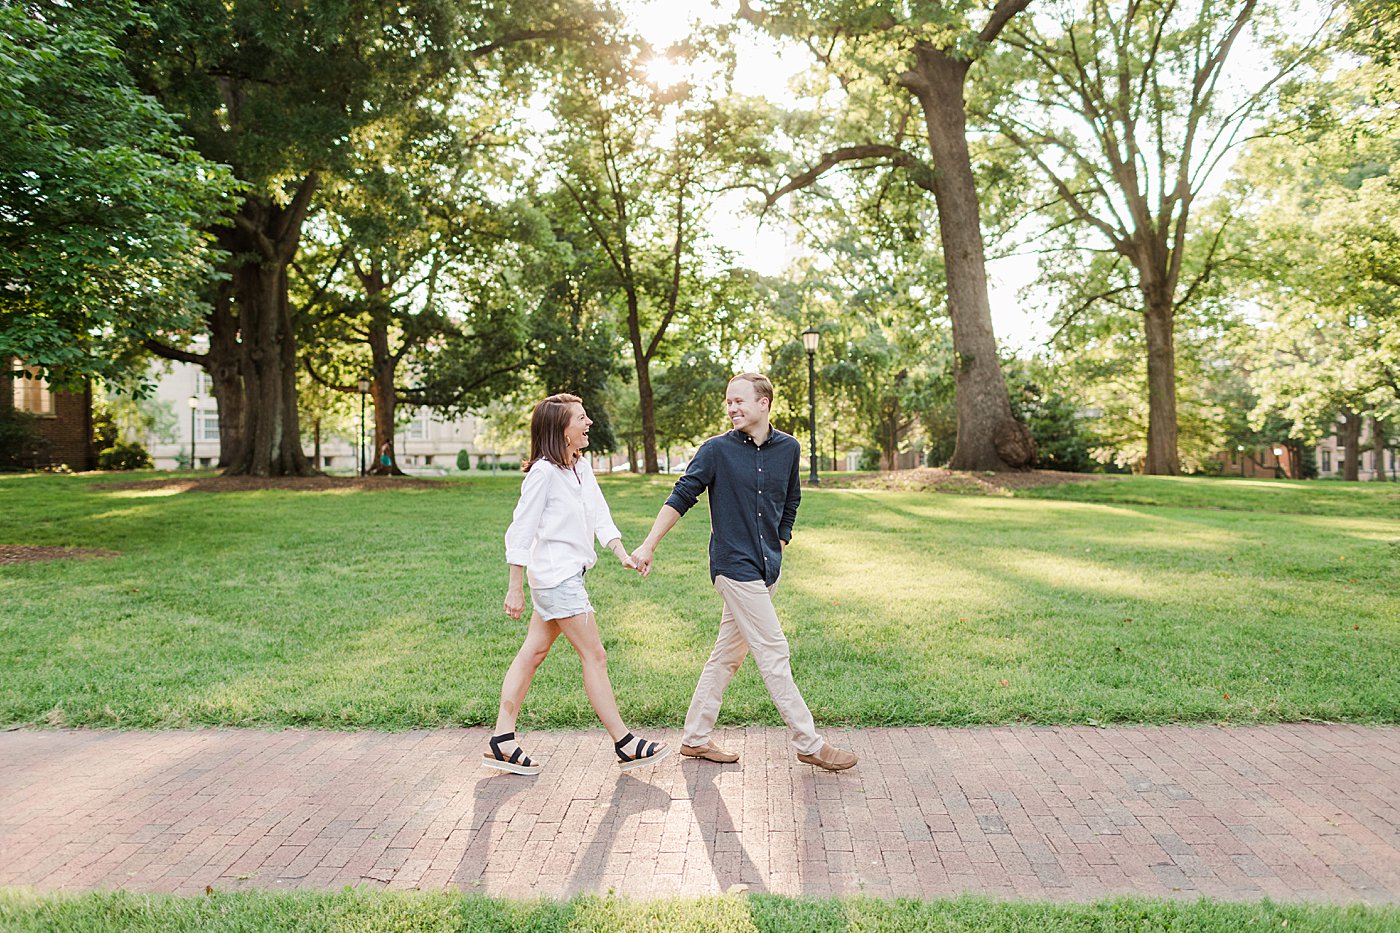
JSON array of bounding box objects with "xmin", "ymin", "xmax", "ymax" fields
[
  {"xmin": 489, "ymin": 612, "xmax": 560, "ymax": 758},
  {"xmin": 555, "ymin": 612, "xmax": 628, "ymax": 742}
]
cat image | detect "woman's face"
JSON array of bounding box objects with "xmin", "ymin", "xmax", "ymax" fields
[{"xmin": 563, "ymin": 403, "xmax": 592, "ymax": 453}]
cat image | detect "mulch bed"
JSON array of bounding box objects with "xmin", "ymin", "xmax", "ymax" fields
[
  {"xmin": 0, "ymin": 545, "xmax": 120, "ymax": 565},
  {"xmin": 95, "ymin": 475, "xmax": 448, "ymax": 494},
  {"xmin": 821, "ymin": 467, "xmax": 1111, "ymax": 495}
]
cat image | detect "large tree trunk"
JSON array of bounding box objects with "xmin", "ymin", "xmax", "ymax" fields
[
  {"xmin": 370, "ymin": 377, "xmax": 407, "ymax": 476},
  {"xmin": 1133, "ymin": 224, "xmax": 1184, "ymax": 475},
  {"xmin": 206, "ymin": 278, "xmax": 244, "ymax": 470},
  {"xmin": 364, "ymin": 300, "xmax": 407, "ymax": 477},
  {"xmin": 221, "ymin": 189, "xmax": 317, "ymax": 477},
  {"xmin": 622, "ymin": 282, "xmax": 660, "ymax": 473},
  {"xmin": 905, "ymin": 50, "xmax": 1029, "ymax": 472},
  {"xmin": 144, "ymin": 276, "xmax": 245, "ymax": 469},
  {"xmin": 1370, "ymin": 416, "xmax": 1388, "ymax": 481},
  {"xmin": 1284, "ymin": 439, "xmax": 1304, "ymax": 479},
  {"xmin": 1141, "ymin": 302, "xmax": 1181, "ymax": 476},
  {"xmin": 1340, "ymin": 410, "xmax": 1361, "ymax": 481},
  {"xmin": 634, "ymin": 358, "xmax": 659, "ymax": 473}
]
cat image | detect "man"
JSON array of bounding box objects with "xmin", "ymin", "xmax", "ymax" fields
[{"xmin": 631, "ymin": 373, "xmax": 858, "ymax": 772}]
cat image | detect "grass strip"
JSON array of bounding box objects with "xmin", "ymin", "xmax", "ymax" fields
[{"xmin": 0, "ymin": 889, "xmax": 1395, "ymax": 933}]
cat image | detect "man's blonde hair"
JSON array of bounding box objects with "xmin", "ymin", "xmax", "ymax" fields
[{"xmin": 728, "ymin": 372, "xmax": 774, "ymax": 405}]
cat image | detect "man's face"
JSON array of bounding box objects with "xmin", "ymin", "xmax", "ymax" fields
[{"xmin": 726, "ymin": 379, "xmax": 769, "ymax": 434}]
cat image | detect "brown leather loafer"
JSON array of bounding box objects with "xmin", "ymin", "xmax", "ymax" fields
[
  {"xmin": 797, "ymin": 742, "xmax": 858, "ymax": 771},
  {"xmin": 680, "ymin": 741, "xmax": 739, "ymax": 763}
]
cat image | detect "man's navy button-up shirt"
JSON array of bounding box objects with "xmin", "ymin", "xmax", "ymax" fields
[{"xmin": 664, "ymin": 427, "xmax": 802, "ymax": 586}]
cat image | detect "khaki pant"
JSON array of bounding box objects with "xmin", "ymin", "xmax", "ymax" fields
[{"xmin": 682, "ymin": 574, "xmax": 823, "ymax": 756}]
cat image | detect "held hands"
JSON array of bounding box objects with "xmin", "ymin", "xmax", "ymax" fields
[
  {"xmin": 630, "ymin": 543, "xmax": 655, "ymax": 577},
  {"xmin": 608, "ymin": 539, "xmax": 643, "ymax": 574},
  {"xmin": 503, "ymin": 585, "xmax": 525, "ymax": 620}
]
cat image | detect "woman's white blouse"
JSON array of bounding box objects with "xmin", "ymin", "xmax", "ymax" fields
[{"xmin": 504, "ymin": 458, "xmax": 623, "ymax": 590}]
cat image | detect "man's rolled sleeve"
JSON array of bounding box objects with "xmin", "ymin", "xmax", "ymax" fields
[{"xmin": 664, "ymin": 441, "xmax": 715, "ymax": 515}]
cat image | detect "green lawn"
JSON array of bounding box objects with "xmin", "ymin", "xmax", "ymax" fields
[
  {"xmin": 1, "ymin": 890, "xmax": 1394, "ymax": 933},
  {"xmin": 1, "ymin": 471, "xmax": 1397, "ymax": 729}
]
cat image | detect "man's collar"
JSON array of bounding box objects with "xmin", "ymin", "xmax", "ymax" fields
[{"xmin": 733, "ymin": 425, "xmax": 775, "ymax": 447}]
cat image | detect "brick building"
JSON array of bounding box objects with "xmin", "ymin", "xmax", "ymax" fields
[
  {"xmin": 1210, "ymin": 443, "xmax": 1295, "ymax": 478},
  {"xmin": 4, "ymin": 364, "xmax": 95, "ymax": 471}
]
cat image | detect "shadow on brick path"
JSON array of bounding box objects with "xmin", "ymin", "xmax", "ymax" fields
[{"xmin": 1, "ymin": 725, "xmax": 1397, "ymax": 903}]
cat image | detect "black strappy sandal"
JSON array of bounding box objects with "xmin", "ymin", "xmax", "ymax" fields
[
  {"xmin": 614, "ymin": 732, "xmax": 672, "ymax": 771},
  {"xmin": 482, "ymin": 731, "xmax": 541, "ymax": 775}
]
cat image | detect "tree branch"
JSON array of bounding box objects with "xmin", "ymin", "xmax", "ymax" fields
[
  {"xmin": 979, "ymin": 0, "xmax": 1035, "ymax": 45},
  {"xmin": 764, "ymin": 145, "xmax": 937, "ymax": 209},
  {"xmin": 143, "ymin": 339, "xmax": 208, "ymax": 368}
]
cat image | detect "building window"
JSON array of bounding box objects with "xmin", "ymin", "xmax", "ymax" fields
[
  {"xmin": 406, "ymin": 408, "xmax": 431, "ymax": 441},
  {"xmin": 12, "ymin": 368, "xmax": 55, "ymax": 416},
  {"xmin": 198, "ymin": 409, "xmax": 220, "ymax": 442},
  {"xmin": 1322, "ymin": 449, "xmax": 1332, "ymax": 472},
  {"xmin": 195, "ymin": 370, "xmax": 213, "ymax": 396}
]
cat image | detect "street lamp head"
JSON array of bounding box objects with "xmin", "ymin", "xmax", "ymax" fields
[
  {"xmin": 187, "ymin": 395, "xmax": 198, "ymax": 409},
  {"xmin": 357, "ymin": 377, "xmax": 371, "ymax": 393},
  {"xmin": 1272, "ymin": 447, "xmax": 1284, "ymax": 457},
  {"xmin": 801, "ymin": 327, "xmax": 820, "ymax": 354}
]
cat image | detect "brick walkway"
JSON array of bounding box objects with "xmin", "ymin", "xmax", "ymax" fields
[{"xmin": 1, "ymin": 725, "xmax": 1397, "ymax": 903}]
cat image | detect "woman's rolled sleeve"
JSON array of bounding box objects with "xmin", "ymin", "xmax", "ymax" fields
[{"xmin": 504, "ymin": 468, "xmax": 549, "ymax": 565}]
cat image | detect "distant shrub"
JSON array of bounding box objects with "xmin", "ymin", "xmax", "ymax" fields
[
  {"xmin": 456, "ymin": 449, "xmax": 472, "ymax": 471},
  {"xmin": 97, "ymin": 441, "xmax": 151, "ymax": 471},
  {"xmin": 0, "ymin": 406, "xmax": 46, "ymax": 470}
]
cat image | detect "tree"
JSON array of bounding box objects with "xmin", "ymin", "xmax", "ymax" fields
[
  {"xmin": 736, "ymin": 0, "xmax": 1035, "ymax": 471},
  {"xmin": 0, "ymin": 1, "xmax": 236, "ymax": 389},
  {"xmin": 991, "ymin": 0, "xmax": 1326, "ymax": 474},
  {"xmin": 300, "ymin": 116, "xmax": 533, "ymax": 475},
  {"xmin": 127, "ymin": 0, "xmax": 598, "ymax": 475},
  {"xmin": 760, "ymin": 178, "xmax": 960, "ymax": 471},
  {"xmin": 547, "ymin": 38, "xmax": 758, "ymax": 473},
  {"xmin": 652, "ymin": 350, "xmax": 734, "ymax": 452},
  {"xmin": 1004, "ymin": 358, "xmax": 1098, "ymax": 472},
  {"xmin": 523, "ymin": 213, "xmax": 631, "ymax": 457},
  {"xmin": 1230, "ymin": 28, "xmax": 1400, "ymax": 480}
]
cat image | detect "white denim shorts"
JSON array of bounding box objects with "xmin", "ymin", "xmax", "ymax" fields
[{"xmin": 531, "ymin": 570, "xmax": 594, "ymax": 621}]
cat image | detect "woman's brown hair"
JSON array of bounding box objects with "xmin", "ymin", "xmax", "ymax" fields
[{"xmin": 523, "ymin": 393, "xmax": 583, "ymax": 472}]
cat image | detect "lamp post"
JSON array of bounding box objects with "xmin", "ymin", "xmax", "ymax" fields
[
  {"xmin": 187, "ymin": 395, "xmax": 198, "ymax": 470},
  {"xmin": 357, "ymin": 377, "xmax": 371, "ymax": 476},
  {"xmin": 801, "ymin": 327, "xmax": 820, "ymax": 486},
  {"xmin": 1236, "ymin": 444, "xmax": 1246, "ymax": 477}
]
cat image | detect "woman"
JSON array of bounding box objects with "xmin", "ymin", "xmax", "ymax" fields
[{"xmin": 483, "ymin": 393, "xmax": 670, "ymax": 775}]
